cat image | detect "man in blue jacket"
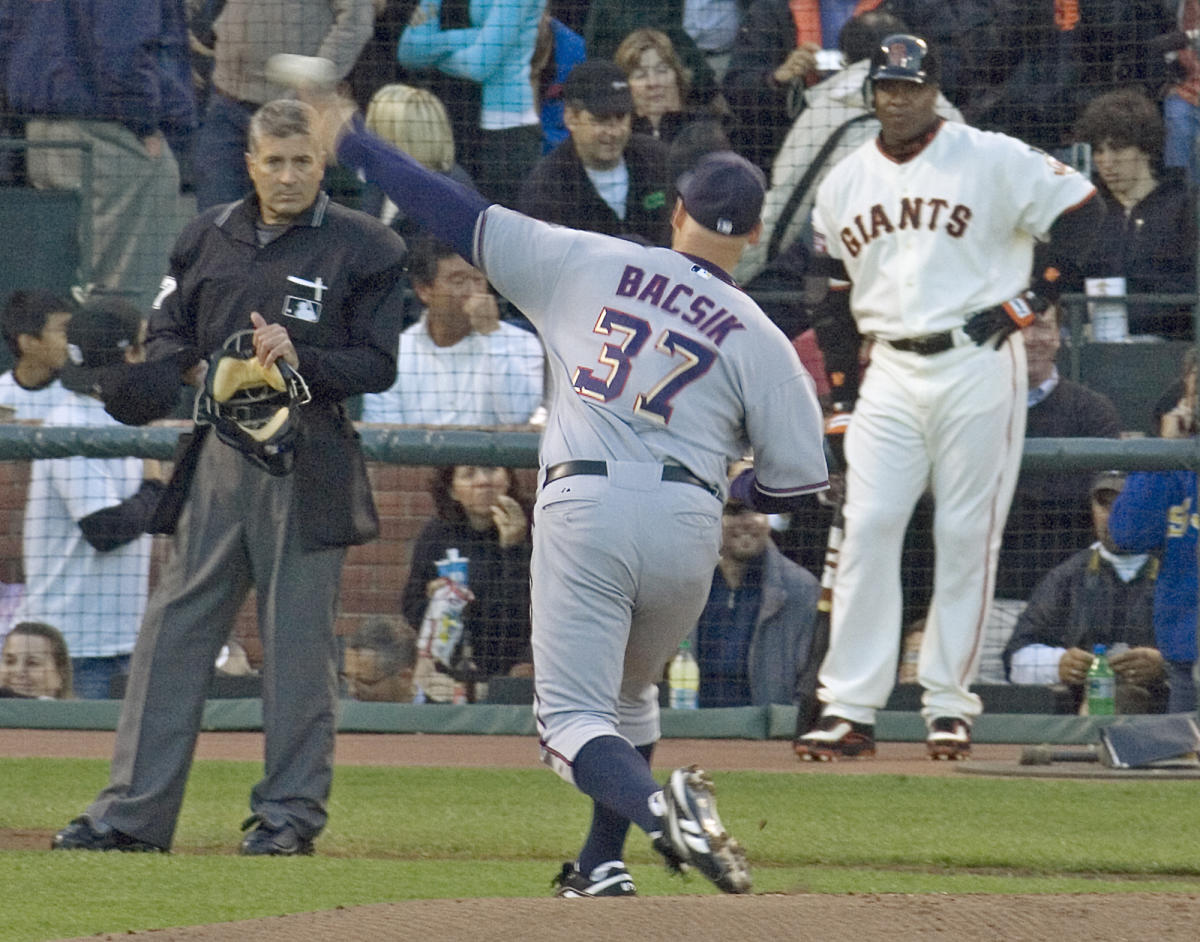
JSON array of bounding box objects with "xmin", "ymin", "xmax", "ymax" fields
[
  {"xmin": 1108, "ymin": 352, "xmax": 1200, "ymax": 714},
  {"xmin": 0, "ymin": 0, "xmax": 196, "ymax": 310}
]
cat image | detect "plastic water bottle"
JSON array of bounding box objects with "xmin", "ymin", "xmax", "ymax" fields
[
  {"xmin": 668, "ymin": 640, "xmax": 700, "ymax": 710},
  {"xmin": 1086, "ymin": 644, "xmax": 1116, "ymax": 716}
]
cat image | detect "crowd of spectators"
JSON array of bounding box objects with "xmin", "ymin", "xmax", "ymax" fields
[{"xmin": 0, "ymin": 1, "xmax": 1198, "ymax": 713}]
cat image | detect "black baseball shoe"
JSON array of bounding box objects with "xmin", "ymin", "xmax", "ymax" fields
[
  {"xmin": 552, "ymin": 860, "xmax": 638, "ymax": 898},
  {"xmin": 654, "ymin": 765, "xmax": 752, "ymax": 894},
  {"xmin": 239, "ymin": 814, "xmax": 315, "ymax": 856},
  {"xmin": 794, "ymin": 715, "xmax": 877, "ymax": 761},
  {"xmin": 52, "ymin": 815, "xmax": 165, "ymax": 852},
  {"xmin": 926, "ymin": 717, "xmax": 971, "ymax": 760}
]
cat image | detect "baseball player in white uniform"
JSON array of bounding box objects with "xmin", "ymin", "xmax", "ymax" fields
[
  {"xmin": 795, "ymin": 34, "xmax": 1101, "ymax": 760},
  {"xmin": 307, "ymin": 79, "xmax": 828, "ymax": 895}
]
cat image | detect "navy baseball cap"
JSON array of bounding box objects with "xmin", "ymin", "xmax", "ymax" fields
[
  {"xmin": 676, "ymin": 151, "xmax": 767, "ymax": 236},
  {"xmin": 563, "ymin": 60, "xmax": 633, "ymax": 117}
]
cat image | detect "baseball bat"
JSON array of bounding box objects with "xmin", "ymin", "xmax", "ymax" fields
[
  {"xmin": 1019, "ymin": 744, "xmax": 1100, "ymax": 766},
  {"xmin": 794, "ymin": 495, "xmax": 842, "ymax": 736}
]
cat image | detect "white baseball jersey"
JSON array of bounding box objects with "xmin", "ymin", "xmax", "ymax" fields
[
  {"xmin": 812, "ymin": 120, "xmax": 1096, "ymax": 338},
  {"xmin": 13, "ymin": 393, "xmax": 150, "ymax": 658},
  {"xmin": 474, "ymin": 206, "xmax": 828, "ymax": 499}
]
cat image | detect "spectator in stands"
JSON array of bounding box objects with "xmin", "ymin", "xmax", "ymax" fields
[
  {"xmin": 943, "ymin": 2, "xmax": 1172, "ymax": 153},
  {"xmin": 1107, "ymin": 349, "xmax": 1200, "ymax": 714},
  {"xmin": 1070, "ymin": 88, "xmax": 1197, "ymax": 341},
  {"xmin": 11, "ymin": 299, "xmax": 164, "ymax": 700},
  {"xmin": 583, "ymin": 0, "xmax": 720, "ymax": 109},
  {"xmin": 0, "ymin": 621, "xmax": 73, "ymax": 699},
  {"xmin": 1003, "ymin": 472, "xmax": 1167, "ymax": 714},
  {"xmin": 681, "ymin": 0, "xmax": 746, "ymax": 82},
  {"xmin": 519, "ymin": 59, "xmax": 673, "ymax": 246},
  {"xmin": 360, "ymin": 83, "xmax": 477, "ymax": 241},
  {"xmin": 722, "ymin": 0, "xmax": 878, "ymax": 172},
  {"xmin": 1163, "ymin": 0, "xmax": 1200, "ymax": 185},
  {"xmin": 532, "ymin": 11, "xmax": 588, "ymax": 155},
  {"xmin": 341, "ymin": 616, "xmax": 418, "ymax": 702},
  {"xmin": 0, "ymin": 0, "xmax": 196, "ymax": 312},
  {"xmin": 403, "ymin": 466, "xmax": 533, "ymax": 701},
  {"xmin": 615, "ymin": 28, "xmax": 702, "ymax": 145},
  {"xmin": 691, "ymin": 499, "xmax": 819, "ymax": 707},
  {"xmin": 397, "ymin": 0, "xmax": 545, "ymax": 209},
  {"xmin": 192, "ymin": 0, "xmax": 375, "ymax": 209},
  {"xmin": 996, "ymin": 302, "xmax": 1123, "ymax": 601},
  {"xmin": 359, "ymin": 234, "xmax": 544, "ymax": 424},
  {"xmin": 0, "ymin": 291, "xmax": 72, "ymax": 421}
]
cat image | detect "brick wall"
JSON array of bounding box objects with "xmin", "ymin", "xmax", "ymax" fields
[{"xmin": 0, "ymin": 458, "xmax": 537, "ymax": 668}]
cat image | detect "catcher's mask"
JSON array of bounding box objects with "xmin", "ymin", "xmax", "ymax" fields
[{"xmin": 193, "ymin": 330, "xmax": 311, "ymax": 476}]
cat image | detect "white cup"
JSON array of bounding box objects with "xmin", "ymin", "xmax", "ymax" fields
[{"xmin": 1085, "ymin": 276, "xmax": 1128, "ymax": 342}]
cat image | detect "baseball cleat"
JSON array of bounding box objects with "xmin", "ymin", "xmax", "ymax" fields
[
  {"xmin": 655, "ymin": 765, "xmax": 752, "ymax": 894},
  {"xmin": 264, "ymin": 53, "xmax": 338, "ymax": 92},
  {"xmin": 239, "ymin": 814, "xmax": 315, "ymax": 856},
  {"xmin": 794, "ymin": 715, "xmax": 876, "ymax": 761},
  {"xmin": 51, "ymin": 815, "xmax": 165, "ymax": 852},
  {"xmin": 552, "ymin": 860, "xmax": 638, "ymax": 898},
  {"xmin": 926, "ymin": 716, "xmax": 971, "ymax": 760}
]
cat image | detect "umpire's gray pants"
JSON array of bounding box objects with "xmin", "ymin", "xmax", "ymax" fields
[{"xmin": 88, "ymin": 436, "xmax": 345, "ymax": 848}]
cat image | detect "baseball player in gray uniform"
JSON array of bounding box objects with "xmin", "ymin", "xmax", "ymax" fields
[
  {"xmin": 795, "ymin": 35, "xmax": 1102, "ymax": 761},
  {"xmin": 309, "ymin": 81, "xmax": 828, "ymax": 894}
]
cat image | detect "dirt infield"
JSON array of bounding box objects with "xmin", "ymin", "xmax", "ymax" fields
[{"xmin": 5, "ymin": 731, "xmax": 1198, "ymax": 942}]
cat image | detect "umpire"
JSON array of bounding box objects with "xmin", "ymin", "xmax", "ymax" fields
[{"xmin": 52, "ymin": 99, "xmax": 407, "ymax": 855}]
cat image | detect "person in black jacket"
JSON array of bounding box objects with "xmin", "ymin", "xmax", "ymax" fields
[
  {"xmin": 402, "ymin": 465, "xmax": 533, "ymax": 701},
  {"xmin": 1003, "ymin": 472, "xmax": 1166, "ymax": 714},
  {"xmin": 51, "ymin": 99, "xmax": 407, "ymax": 857},
  {"xmin": 518, "ymin": 60, "xmax": 672, "ymax": 246},
  {"xmin": 1069, "ymin": 88, "xmax": 1198, "ymax": 341}
]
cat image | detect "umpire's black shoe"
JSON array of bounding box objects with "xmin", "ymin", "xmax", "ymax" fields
[
  {"xmin": 239, "ymin": 814, "xmax": 315, "ymax": 856},
  {"xmin": 52, "ymin": 815, "xmax": 165, "ymax": 852}
]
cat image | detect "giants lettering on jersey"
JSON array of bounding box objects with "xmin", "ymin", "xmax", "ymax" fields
[
  {"xmin": 614, "ymin": 266, "xmax": 746, "ymax": 346},
  {"xmin": 839, "ymin": 197, "xmax": 972, "ymax": 257}
]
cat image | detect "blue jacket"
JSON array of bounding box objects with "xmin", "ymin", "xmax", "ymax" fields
[
  {"xmin": 0, "ymin": 0, "xmax": 195, "ymax": 138},
  {"xmin": 1108, "ymin": 470, "xmax": 1199, "ymax": 663}
]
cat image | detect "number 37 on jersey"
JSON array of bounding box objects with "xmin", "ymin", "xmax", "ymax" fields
[{"xmin": 571, "ymin": 307, "xmax": 717, "ymax": 426}]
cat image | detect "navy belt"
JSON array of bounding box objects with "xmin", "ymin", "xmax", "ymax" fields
[
  {"xmin": 543, "ymin": 460, "xmax": 720, "ymax": 499},
  {"xmin": 882, "ymin": 330, "xmax": 956, "ymax": 356}
]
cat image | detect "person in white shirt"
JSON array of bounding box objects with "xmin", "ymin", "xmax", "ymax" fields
[
  {"xmin": 0, "ymin": 289, "xmax": 73, "ymax": 421},
  {"xmin": 360, "ymin": 233, "xmax": 544, "ymax": 426},
  {"xmin": 12, "ymin": 298, "xmax": 165, "ymax": 698}
]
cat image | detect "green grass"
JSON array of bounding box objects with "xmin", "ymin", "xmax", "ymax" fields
[{"xmin": 3, "ymin": 758, "xmax": 1200, "ymax": 941}]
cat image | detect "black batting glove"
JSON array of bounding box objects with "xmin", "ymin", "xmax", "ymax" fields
[{"xmin": 963, "ymin": 291, "xmax": 1046, "ymax": 349}]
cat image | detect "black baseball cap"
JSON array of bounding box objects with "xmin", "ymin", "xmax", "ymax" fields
[
  {"xmin": 676, "ymin": 151, "xmax": 766, "ymax": 236},
  {"xmin": 65, "ymin": 297, "xmax": 141, "ymax": 369},
  {"xmin": 563, "ymin": 59, "xmax": 633, "ymax": 117}
]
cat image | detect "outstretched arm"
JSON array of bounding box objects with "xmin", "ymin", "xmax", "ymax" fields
[{"xmin": 335, "ymin": 114, "xmax": 493, "ymax": 261}]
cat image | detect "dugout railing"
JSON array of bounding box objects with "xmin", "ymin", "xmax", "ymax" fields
[{"xmin": 0, "ymin": 422, "xmax": 1198, "ymax": 746}]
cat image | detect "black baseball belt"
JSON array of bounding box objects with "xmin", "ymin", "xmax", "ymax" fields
[
  {"xmin": 543, "ymin": 460, "xmax": 720, "ymax": 499},
  {"xmin": 876, "ymin": 329, "xmax": 958, "ymax": 356}
]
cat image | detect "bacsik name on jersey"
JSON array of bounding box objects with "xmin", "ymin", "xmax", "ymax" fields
[{"xmin": 615, "ymin": 265, "xmax": 746, "ymax": 347}]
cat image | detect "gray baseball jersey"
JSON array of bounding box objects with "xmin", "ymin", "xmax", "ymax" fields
[{"xmin": 475, "ymin": 207, "xmax": 828, "ymax": 498}]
